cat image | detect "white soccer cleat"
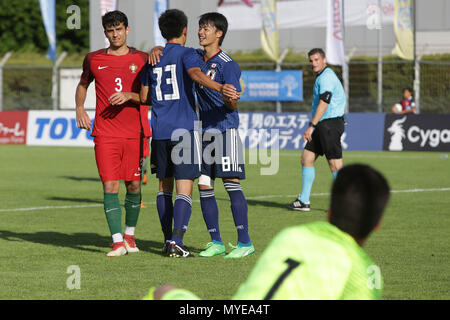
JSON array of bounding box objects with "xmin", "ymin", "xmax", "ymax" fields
[
  {"xmin": 124, "ymin": 234, "xmax": 139, "ymax": 253},
  {"xmin": 107, "ymin": 241, "xmax": 128, "ymax": 257}
]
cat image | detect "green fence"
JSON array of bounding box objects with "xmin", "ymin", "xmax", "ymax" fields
[{"xmin": 1, "ymin": 60, "xmax": 449, "ymax": 113}]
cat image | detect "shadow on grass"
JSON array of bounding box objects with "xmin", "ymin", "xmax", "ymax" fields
[
  {"xmin": 246, "ymin": 199, "xmax": 327, "ymax": 213},
  {"xmin": 46, "ymin": 197, "xmax": 103, "ymax": 204},
  {"xmin": 0, "ymin": 230, "xmax": 168, "ymax": 255},
  {"xmin": 246, "ymin": 199, "xmax": 289, "ymax": 210},
  {"xmin": 203, "ymin": 196, "xmax": 327, "ymax": 212},
  {"xmin": 60, "ymin": 176, "xmax": 101, "ymax": 182}
]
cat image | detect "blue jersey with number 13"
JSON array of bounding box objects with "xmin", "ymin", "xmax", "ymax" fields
[{"xmin": 140, "ymin": 43, "xmax": 200, "ymax": 140}]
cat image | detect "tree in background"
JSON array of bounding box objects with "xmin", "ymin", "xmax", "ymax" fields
[{"xmin": 0, "ymin": 0, "xmax": 89, "ymax": 53}]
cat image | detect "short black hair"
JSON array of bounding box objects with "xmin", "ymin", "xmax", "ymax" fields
[
  {"xmin": 158, "ymin": 9, "xmax": 188, "ymax": 41},
  {"xmin": 198, "ymin": 12, "xmax": 228, "ymax": 46},
  {"xmin": 403, "ymin": 87, "xmax": 413, "ymax": 94},
  {"xmin": 308, "ymin": 48, "xmax": 326, "ymax": 59},
  {"xmin": 102, "ymin": 10, "xmax": 128, "ymax": 29},
  {"xmin": 329, "ymin": 164, "xmax": 390, "ymax": 240}
]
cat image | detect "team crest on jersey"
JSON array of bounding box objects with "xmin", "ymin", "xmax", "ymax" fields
[
  {"xmin": 206, "ymin": 68, "xmax": 217, "ymax": 81},
  {"xmin": 129, "ymin": 63, "xmax": 138, "ymax": 73}
]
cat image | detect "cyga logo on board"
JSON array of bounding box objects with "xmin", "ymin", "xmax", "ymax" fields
[{"xmin": 384, "ymin": 115, "xmax": 450, "ymax": 151}]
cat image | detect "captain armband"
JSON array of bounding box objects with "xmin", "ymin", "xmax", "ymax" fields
[{"xmin": 320, "ymin": 91, "xmax": 332, "ymax": 104}]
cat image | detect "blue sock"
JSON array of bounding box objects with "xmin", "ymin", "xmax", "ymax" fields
[
  {"xmin": 224, "ymin": 181, "xmax": 251, "ymax": 245},
  {"xmin": 299, "ymin": 166, "xmax": 315, "ymax": 203},
  {"xmin": 172, "ymin": 194, "xmax": 192, "ymax": 246},
  {"xmin": 332, "ymin": 170, "xmax": 339, "ymax": 180},
  {"xmin": 199, "ymin": 189, "xmax": 222, "ymax": 243},
  {"xmin": 156, "ymin": 191, "xmax": 173, "ymax": 241}
]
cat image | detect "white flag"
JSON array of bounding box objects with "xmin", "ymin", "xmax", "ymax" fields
[
  {"xmin": 326, "ymin": 0, "xmax": 345, "ymax": 66},
  {"xmin": 39, "ymin": 0, "xmax": 57, "ymax": 61},
  {"xmin": 100, "ymin": 0, "xmax": 117, "ymax": 48}
]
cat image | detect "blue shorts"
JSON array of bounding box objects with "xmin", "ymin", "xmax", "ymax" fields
[
  {"xmin": 150, "ymin": 130, "xmax": 201, "ymax": 180},
  {"xmin": 201, "ymin": 128, "xmax": 245, "ymax": 180}
]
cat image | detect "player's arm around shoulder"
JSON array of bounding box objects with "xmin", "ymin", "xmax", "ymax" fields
[
  {"xmin": 183, "ymin": 47, "xmax": 239, "ymax": 100},
  {"xmin": 187, "ymin": 67, "xmax": 240, "ymax": 102},
  {"xmin": 222, "ymin": 59, "xmax": 242, "ymax": 110},
  {"xmin": 187, "ymin": 67, "xmax": 221, "ymax": 91}
]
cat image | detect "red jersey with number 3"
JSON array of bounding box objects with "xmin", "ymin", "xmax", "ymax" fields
[{"xmin": 80, "ymin": 47, "xmax": 148, "ymax": 138}]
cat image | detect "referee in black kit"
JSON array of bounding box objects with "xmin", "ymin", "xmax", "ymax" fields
[{"xmin": 287, "ymin": 48, "xmax": 346, "ymax": 212}]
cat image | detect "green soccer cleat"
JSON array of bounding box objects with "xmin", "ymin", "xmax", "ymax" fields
[
  {"xmin": 199, "ymin": 242, "xmax": 226, "ymax": 257},
  {"xmin": 224, "ymin": 242, "xmax": 255, "ymax": 259}
]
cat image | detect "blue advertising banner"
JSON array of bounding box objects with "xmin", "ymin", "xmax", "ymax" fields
[
  {"xmin": 17, "ymin": 110, "xmax": 385, "ymax": 151},
  {"xmin": 238, "ymin": 112, "xmax": 385, "ymax": 151},
  {"xmin": 344, "ymin": 113, "xmax": 385, "ymax": 151},
  {"xmin": 239, "ymin": 71, "xmax": 302, "ymax": 101}
]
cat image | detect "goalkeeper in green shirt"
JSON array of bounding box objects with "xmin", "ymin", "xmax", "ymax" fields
[{"xmin": 145, "ymin": 164, "xmax": 390, "ymax": 300}]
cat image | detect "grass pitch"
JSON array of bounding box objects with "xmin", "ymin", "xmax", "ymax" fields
[{"xmin": 0, "ymin": 145, "xmax": 449, "ymax": 300}]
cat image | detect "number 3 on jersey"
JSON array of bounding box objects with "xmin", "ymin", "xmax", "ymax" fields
[
  {"xmin": 115, "ymin": 77, "xmax": 122, "ymax": 92},
  {"xmin": 153, "ymin": 64, "xmax": 180, "ymax": 101}
]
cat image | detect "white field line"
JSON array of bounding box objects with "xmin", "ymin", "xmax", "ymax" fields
[
  {"xmin": 1, "ymin": 187, "xmax": 449, "ymax": 213},
  {"xmin": 278, "ymin": 152, "xmax": 449, "ymax": 160}
]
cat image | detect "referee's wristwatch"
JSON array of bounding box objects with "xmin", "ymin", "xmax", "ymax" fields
[{"xmin": 309, "ymin": 121, "xmax": 317, "ymax": 128}]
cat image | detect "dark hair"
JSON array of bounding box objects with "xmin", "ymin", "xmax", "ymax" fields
[
  {"xmin": 403, "ymin": 87, "xmax": 413, "ymax": 94},
  {"xmin": 198, "ymin": 12, "xmax": 228, "ymax": 46},
  {"xmin": 329, "ymin": 164, "xmax": 390, "ymax": 240},
  {"xmin": 158, "ymin": 9, "xmax": 188, "ymax": 41},
  {"xmin": 102, "ymin": 10, "xmax": 128, "ymax": 29},
  {"xmin": 308, "ymin": 48, "xmax": 326, "ymax": 58}
]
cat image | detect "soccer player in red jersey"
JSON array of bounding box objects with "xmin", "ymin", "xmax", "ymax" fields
[{"xmin": 75, "ymin": 11, "xmax": 149, "ymax": 257}]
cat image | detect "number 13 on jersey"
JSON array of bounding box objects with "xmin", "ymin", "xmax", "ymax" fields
[{"xmin": 153, "ymin": 64, "xmax": 180, "ymax": 101}]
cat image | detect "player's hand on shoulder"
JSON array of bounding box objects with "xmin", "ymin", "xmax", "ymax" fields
[
  {"xmin": 149, "ymin": 46, "xmax": 164, "ymax": 66},
  {"xmin": 109, "ymin": 92, "xmax": 131, "ymax": 105}
]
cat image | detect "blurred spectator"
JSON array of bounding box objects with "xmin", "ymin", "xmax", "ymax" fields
[{"xmin": 391, "ymin": 88, "xmax": 417, "ymax": 114}]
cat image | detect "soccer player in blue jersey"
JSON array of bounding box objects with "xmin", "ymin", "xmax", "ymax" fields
[
  {"xmin": 140, "ymin": 9, "xmax": 238, "ymax": 258},
  {"xmin": 194, "ymin": 12, "xmax": 254, "ymax": 258},
  {"xmin": 287, "ymin": 48, "xmax": 346, "ymax": 212},
  {"xmin": 148, "ymin": 12, "xmax": 253, "ymax": 258}
]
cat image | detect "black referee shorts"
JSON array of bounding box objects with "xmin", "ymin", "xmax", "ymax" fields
[{"xmin": 304, "ymin": 117, "xmax": 345, "ymax": 160}]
